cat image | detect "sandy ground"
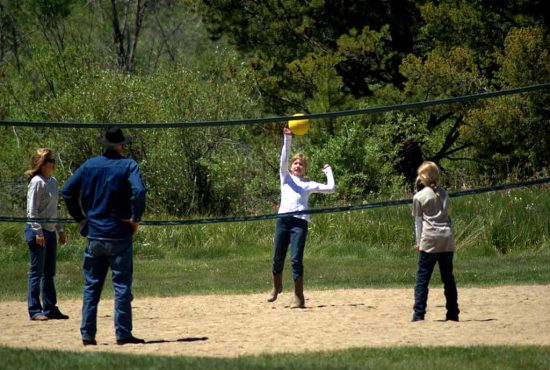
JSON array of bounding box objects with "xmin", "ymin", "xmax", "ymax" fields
[{"xmin": 1, "ymin": 285, "xmax": 549, "ymax": 357}]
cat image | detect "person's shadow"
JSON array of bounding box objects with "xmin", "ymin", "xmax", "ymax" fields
[
  {"xmin": 281, "ymin": 303, "xmax": 375, "ymax": 310},
  {"xmin": 434, "ymin": 319, "xmax": 497, "ymax": 322},
  {"xmin": 143, "ymin": 337, "xmax": 209, "ymax": 344}
]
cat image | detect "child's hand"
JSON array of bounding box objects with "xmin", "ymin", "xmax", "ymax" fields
[
  {"xmin": 414, "ymin": 245, "xmax": 420, "ymax": 252},
  {"xmin": 36, "ymin": 235, "xmax": 45, "ymax": 247},
  {"xmin": 323, "ymin": 164, "xmax": 331, "ymax": 170},
  {"xmin": 283, "ymin": 127, "xmax": 292, "ymax": 136},
  {"xmin": 59, "ymin": 232, "xmax": 66, "ymax": 245}
]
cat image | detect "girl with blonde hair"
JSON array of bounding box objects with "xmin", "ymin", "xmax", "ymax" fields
[
  {"xmin": 411, "ymin": 161, "xmax": 459, "ymax": 321},
  {"xmin": 267, "ymin": 127, "xmax": 335, "ymax": 308},
  {"xmin": 24, "ymin": 148, "xmax": 68, "ymax": 320}
]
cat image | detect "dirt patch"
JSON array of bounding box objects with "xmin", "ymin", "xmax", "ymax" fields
[{"xmin": 1, "ymin": 285, "xmax": 549, "ymax": 357}]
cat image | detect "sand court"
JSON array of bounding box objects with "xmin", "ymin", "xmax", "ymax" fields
[{"xmin": 1, "ymin": 285, "xmax": 549, "ymax": 357}]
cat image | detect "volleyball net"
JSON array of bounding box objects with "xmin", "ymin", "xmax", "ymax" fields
[{"xmin": 0, "ymin": 83, "xmax": 549, "ymax": 226}]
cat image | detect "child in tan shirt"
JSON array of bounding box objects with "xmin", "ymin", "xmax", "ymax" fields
[{"xmin": 411, "ymin": 161, "xmax": 459, "ymax": 322}]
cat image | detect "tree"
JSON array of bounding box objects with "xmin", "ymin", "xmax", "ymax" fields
[
  {"xmin": 376, "ymin": 1, "xmax": 550, "ymax": 184},
  {"xmin": 201, "ymin": 0, "xmax": 422, "ymax": 111},
  {"xmin": 0, "ymin": 0, "xmax": 75, "ymax": 70},
  {"xmin": 110, "ymin": 0, "xmax": 149, "ymax": 72},
  {"xmin": 463, "ymin": 27, "xmax": 550, "ymax": 177}
]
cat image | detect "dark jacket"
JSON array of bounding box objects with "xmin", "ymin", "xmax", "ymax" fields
[{"xmin": 62, "ymin": 151, "xmax": 146, "ymax": 239}]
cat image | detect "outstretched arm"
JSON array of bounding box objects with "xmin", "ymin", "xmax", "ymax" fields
[{"xmin": 280, "ymin": 128, "xmax": 292, "ymax": 181}]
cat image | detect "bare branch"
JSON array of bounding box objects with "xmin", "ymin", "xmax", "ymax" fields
[
  {"xmin": 154, "ymin": 10, "xmax": 176, "ymax": 62},
  {"xmin": 444, "ymin": 143, "xmax": 473, "ymax": 156},
  {"xmin": 111, "ymin": 0, "xmax": 125, "ymax": 68},
  {"xmin": 430, "ymin": 116, "xmax": 464, "ymax": 162},
  {"xmin": 427, "ymin": 111, "xmax": 453, "ymax": 131},
  {"xmin": 127, "ymin": 0, "xmax": 146, "ymax": 71}
]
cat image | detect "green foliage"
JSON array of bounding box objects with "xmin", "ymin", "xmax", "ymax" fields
[
  {"xmin": 496, "ymin": 27, "xmax": 550, "ymax": 86},
  {"xmin": 8, "ymin": 48, "xmax": 272, "ymax": 216},
  {"xmin": 302, "ymin": 118, "xmax": 402, "ymax": 200},
  {"xmin": 200, "ymin": 0, "xmax": 549, "ymax": 185},
  {"xmin": 0, "ymin": 1, "xmax": 549, "ymax": 218},
  {"xmin": 462, "ymin": 27, "xmax": 550, "ymax": 176},
  {"xmin": 201, "ymin": 0, "xmax": 418, "ymax": 109}
]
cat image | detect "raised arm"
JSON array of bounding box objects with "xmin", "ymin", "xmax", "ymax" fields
[
  {"xmin": 310, "ymin": 165, "xmax": 336, "ymax": 193},
  {"xmin": 280, "ymin": 129, "xmax": 292, "ymax": 181}
]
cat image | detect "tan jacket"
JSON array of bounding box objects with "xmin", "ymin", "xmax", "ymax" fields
[{"xmin": 412, "ymin": 186, "xmax": 455, "ymax": 253}]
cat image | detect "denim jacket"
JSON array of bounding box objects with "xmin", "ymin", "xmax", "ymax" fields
[{"xmin": 62, "ymin": 151, "xmax": 146, "ymax": 239}]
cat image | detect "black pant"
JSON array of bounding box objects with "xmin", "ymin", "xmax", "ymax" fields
[{"xmin": 413, "ymin": 251, "xmax": 459, "ymax": 319}]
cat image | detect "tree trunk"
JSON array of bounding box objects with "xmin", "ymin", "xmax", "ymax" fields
[{"xmin": 110, "ymin": 0, "xmax": 147, "ymax": 72}]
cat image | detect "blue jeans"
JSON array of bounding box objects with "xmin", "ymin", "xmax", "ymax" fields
[
  {"xmin": 413, "ymin": 251, "xmax": 459, "ymax": 319},
  {"xmin": 26, "ymin": 229, "xmax": 58, "ymax": 319},
  {"xmin": 81, "ymin": 237, "xmax": 134, "ymax": 341},
  {"xmin": 272, "ymin": 217, "xmax": 308, "ymax": 281}
]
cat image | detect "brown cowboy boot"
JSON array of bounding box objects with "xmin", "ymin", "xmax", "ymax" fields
[
  {"xmin": 290, "ymin": 276, "xmax": 305, "ymax": 309},
  {"xmin": 267, "ymin": 273, "xmax": 283, "ymax": 302}
]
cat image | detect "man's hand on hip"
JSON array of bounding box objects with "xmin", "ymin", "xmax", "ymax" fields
[{"xmin": 123, "ymin": 219, "xmax": 140, "ymax": 235}]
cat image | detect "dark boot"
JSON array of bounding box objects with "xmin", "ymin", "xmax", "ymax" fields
[
  {"xmin": 117, "ymin": 336, "xmax": 145, "ymax": 345},
  {"xmin": 290, "ymin": 276, "xmax": 305, "ymax": 309},
  {"xmin": 47, "ymin": 307, "xmax": 69, "ymax": 320},
  {"xmin": 445, "ymin": 313, "xmax": 459, "ymax": 322},
  {"xmin": 267, "ymin": 273, "xmax": 283, "ymax": 302}
]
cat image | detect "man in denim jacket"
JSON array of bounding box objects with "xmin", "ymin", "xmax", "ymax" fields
[{"xmin": 63, "ymin": 126, "xmax": 146, "ymax": 346}]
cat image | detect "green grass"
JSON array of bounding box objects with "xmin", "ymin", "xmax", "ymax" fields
[
  {"xmin": 1, "ymin": 253, "xmax": 550, "ymax": 301},
  {"xmin": 0, "ymin": 345, "xmax": 549, "ymax": 370},
  {"xmin": 0, "ymin": 187, "xmax": 549, "ymax": 369},
  {"xmin": 1, "ymin": 187, "xmax": 549, "ymax": 264},
  {"xmin": 1, "ymin": 187, "xmax": 549, "ymax": 300}
]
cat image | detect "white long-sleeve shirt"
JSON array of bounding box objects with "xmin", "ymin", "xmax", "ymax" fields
[
  {"xmin": 27, "ymin": 174, "xmax": 63, "ymax": 235},
  {"xmin": 278, "ymin": 134, "xmax": 335, "ymax": 221}
]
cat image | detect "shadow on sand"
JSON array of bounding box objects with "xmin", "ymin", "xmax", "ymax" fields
[{"xmin": 144, "ymin": 337, "xmax": 209, "ymax": 344}]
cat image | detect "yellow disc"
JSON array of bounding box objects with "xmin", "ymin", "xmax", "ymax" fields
[{"xmin": 288, "ymin": 113, "xmax": 309, "ymax": 136}]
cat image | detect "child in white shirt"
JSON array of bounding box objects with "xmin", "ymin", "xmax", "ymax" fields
[{"xmin": 267, "ymin": 128, "xmax": 335, "ymax": 308}]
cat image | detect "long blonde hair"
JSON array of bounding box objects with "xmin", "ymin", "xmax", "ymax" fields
[
  {"xmin": 416, "ymin": 161, "xmax": 439, "ymax": 190},
  {"xmin": 25, "ymin": 148, "xmax": 56, "ymax": 182}
]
